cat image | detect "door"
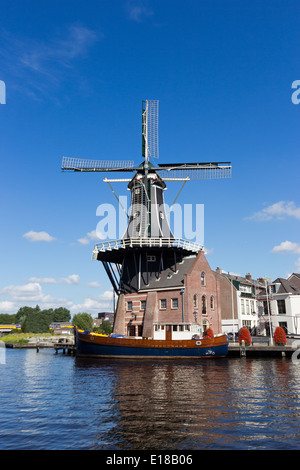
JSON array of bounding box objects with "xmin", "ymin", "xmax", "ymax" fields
[
  {"xmin": 166, "ymin": 325, "xmax": 172, "ymax": 341},
  {"xmin": 128, "ymin": 325, "xmax": 136, "ymax": 336}
]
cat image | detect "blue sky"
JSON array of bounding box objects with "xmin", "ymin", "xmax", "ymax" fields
[{"xmin": 0, "ymin": 0, "xmax": 299, "ymax": 316}]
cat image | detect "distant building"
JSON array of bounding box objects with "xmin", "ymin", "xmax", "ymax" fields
[
  {"xmin": 49, "ymin": 323, "xmax": 74, "ymax": 335},
  {"xmin": 93, "ymin": 312, "xmax": 114, "ymax": 328}
]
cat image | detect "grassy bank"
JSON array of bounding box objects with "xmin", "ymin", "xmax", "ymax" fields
[{"xmin": 0, "ymin": 332, "xmax": 54, "ymax": 344}]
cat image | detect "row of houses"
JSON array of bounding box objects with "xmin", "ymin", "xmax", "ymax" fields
[
  {"xmin": 218, "ymin": 270, "xmax": 300, "ymax": 337},
  {"xmin": 108, "ymin": 251, "xmax": 300, "ymax": 339}
]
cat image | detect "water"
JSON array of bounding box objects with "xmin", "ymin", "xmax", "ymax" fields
[{"xmin": 1, "ymin": 348, "xmax": 300, "ymax": 450}]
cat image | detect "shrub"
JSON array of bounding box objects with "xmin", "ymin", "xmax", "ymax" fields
[
  {"xmin": 238, "ymin": 327, "xmax": 251, "ymax": 345},
  {"xmin": 204, "ymin": 327, "xmax": 214, "ymax": 338},
  {"xmin": 273, "ymin": 326, "xmax": 287, "ymax": 345}
]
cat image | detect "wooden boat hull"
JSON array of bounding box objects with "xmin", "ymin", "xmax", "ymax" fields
[{"xmin": 75, "ymin": 330, "xmax": 228, "ymax": 359}]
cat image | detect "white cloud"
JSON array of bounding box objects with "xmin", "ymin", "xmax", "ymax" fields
[
  {"xmin": 1, "ymin": 282, "xmax": 45, "ymax": 302},
  {"xmin": 246, "ymin": 201, "xmax": 300, "ymax": 221},
  {"xmin": 0, "ymin": 280, "xmax": 112, "ymax": 315},
  {"xmin": 23, "ymin": 230, "xmax": 56, "ymax": 242},
  {"xmin": 126, "ymin": 0, "xmax": 153, "ymax": 22},
  {"xmin": 70, "ymin": 290, "xmax": 114, "ymax": 314},
  {"xmin": 272, "ymin": 241, "xmax": 300, "ymax": 254},
  {"xmin": 28, "ymin": 277, "xmax": 57, "ymax": 284},
  {"xmin": 0, "ymin": 301, "xmax": 17, "ymax": 313},
  {"xmin": 87, "ymin": 281, "xmax": 101, "ymax": 288},
  {"xmin": 28, "ymin": 274, "xmax": 80, "ymax": 285},
  {"xmin": 1, "ymin": 24, "xmax": 99, "ymax": 101},
  {"xmin": 0, "ymin": 281, "xmax": 73, "ymax": 313},
  {"xmin": 272, "ymin": 240, "xmax": 300, "ymax": 273},
  {"xmin": 78, "ymin": 229, "xmax": 104, "ymax": 245}
]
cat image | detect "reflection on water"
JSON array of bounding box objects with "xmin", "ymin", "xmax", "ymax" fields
[
  {"xmin": 73, "ymin": 357, "xmax": 300, "ymax": 450},
  {"xmin": 1, "ymin": 350, "xmax": 300, "ymax": 450}
]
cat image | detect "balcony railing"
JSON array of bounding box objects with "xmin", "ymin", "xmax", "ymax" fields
[{"xmin": 92, "ymin": 237, "xmax": 204, "ymax": 259}]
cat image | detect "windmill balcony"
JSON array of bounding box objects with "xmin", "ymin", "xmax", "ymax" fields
[{"xmin": 92, "ymin": 237, "xmax": 204, "ymax": 259}]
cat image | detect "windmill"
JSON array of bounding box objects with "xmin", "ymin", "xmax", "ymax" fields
[{"xmin": 61, "ymin": 100, "xmax": 231, "ymax": 295}]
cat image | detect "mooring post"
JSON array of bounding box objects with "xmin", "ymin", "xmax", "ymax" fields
[{"xmin": 240, "ymin": 340, "xmax": 246, "ymax": 357}]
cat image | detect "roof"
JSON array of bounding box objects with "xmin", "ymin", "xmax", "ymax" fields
[
  {"xmin": 141, "ymin": 255, "xmax": 197, "ymax": 291},
  {"xmin": 273, "ymin": 278, "xmax": 300, "ymax": 294}
]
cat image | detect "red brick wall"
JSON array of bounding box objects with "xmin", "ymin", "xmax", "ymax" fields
[{"xmin": 113, "ymin": 251, "xmax": 222, "ymax": 336}]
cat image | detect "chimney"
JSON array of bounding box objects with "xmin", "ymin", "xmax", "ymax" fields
[
  {"xmin": 245, "ymin": 273, "xmax": 252, "ymax": 281},
  {"xmin": 216, "ymin": 267, "xmax": 222, "ymax": 274}
]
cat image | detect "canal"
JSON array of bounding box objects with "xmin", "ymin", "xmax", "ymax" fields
[{"xmin": 1, "ymin": 348, "xmax": 300, "ymax": 450}]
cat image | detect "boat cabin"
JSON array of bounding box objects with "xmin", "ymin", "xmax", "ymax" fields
[{"xmin": 153, "ymin": 322, "xmax": 201, "ymax": 340}]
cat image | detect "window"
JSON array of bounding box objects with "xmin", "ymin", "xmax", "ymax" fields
[
  {"xmin": 279, "ymin": 322, "xmax": 287, "ymax": 333},
  {"xmin": 147, "ymin": 255, "xmax": 156, "ymax": 262},
  {"xmin": 263, "ymin": 300, "xmax": 271, "ymax": 315},
  {"xmin": 160, "ymin": 299, "xmax": 167, "ymax": 309},
  {"xmin": 171, "ymin": 298, "xmax": 178, "ymax": 309},
  {"xmin": 201, "ymin": 272, "xmax": 205, "ymax": 286},
  {"xmin": 277, "ymin": 299, "xmax": 286, "ymax": 314},
  {"xmin": 138, "ymin": 325, "xmax": 143, "ymax": 336},
  {"xmin": 240, "ymin": 284, "xmax": 252, "ymax": 293},
  {"xmin": 141, "ymin": 300, "xmax": 146, "ymax": 310},
  {"xmin": 127, "ymin": 301, "xmax": 132, "ymax": 311},
  {"xmin": 246, "ymin": 299, "xmax": 250, "ymax": 315},
  {"xmin": 210, "ymin": 296, "xmax": 214, "ymax": 310},
  {"xmin": 241, "ymin": 299, "xmax": 245, "ymax": 315},
  {"xmin": 193, "ymin": 294, "xmax": 198, "ymax": 308},
  {"xmin": 202, "ymin": 295, "xmax": 207, "ymax": 314}
]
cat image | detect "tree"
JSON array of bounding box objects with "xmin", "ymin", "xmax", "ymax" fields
[
  {"xmin": 72, "ymin": 312, "xmax": 93, "ymax": 331},
  {"xmin": 14, "ymin": 305, "xmax": 72, "ymax": 333},
  {"xmin": 0, "ymin": 314, "xmax": 17, "ymax": 324},
  {"xmin": 52, "ymin": 307, "xmax": 71, "ymax": 322},
  {"xmin": 22, "ymin": 310, "xmax": 50, "ymax": 333}
]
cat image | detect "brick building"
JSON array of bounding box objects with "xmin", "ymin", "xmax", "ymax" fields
[{"xmin": 113, "ymin": 250, "xmax": 222, "ymax": 339}]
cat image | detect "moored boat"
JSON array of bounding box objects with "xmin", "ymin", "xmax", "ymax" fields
[{"xmin": 75, "ymin": 326, "xmax": 228, "ymax": 359}]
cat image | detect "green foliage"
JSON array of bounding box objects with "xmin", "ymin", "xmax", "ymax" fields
[
  {"xmin": 0, "ymin": 305, "xmax": 72, "ymax": 334},
  {"xmin": 72, "ymin": 312, "xmax": 93, "ymax": 331},
  {"xmin": 93, "ymin": 321, "xmax": 113, "ymax": 335},
  {"xmin": 0, "ymin": 313, "xmax": 17, "ymax": 324}
]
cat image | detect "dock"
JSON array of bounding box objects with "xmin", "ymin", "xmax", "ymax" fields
[
  {"xmin": 228, "ymin": 342, "xmax": 299, "ymax": 358},
  {"xmin": 53, "ymin": 339, "xmax": 76, "ymax": 355}
]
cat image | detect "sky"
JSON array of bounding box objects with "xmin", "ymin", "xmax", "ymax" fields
[{"xmin": 0, "ymin": 0, "xmax": 299, "ymax": 317}]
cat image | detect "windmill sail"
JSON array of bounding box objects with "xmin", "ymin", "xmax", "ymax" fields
[
  {"xmin": 157, "ymin": 162, "xmax": 232, "ymax": 180},
  {"xmin": 61, "ymin": 156, "xmax": 135, "ymax": 172},
  {"xmin": 142, "ymin": 100, "xmax": 159, "ymax": 162}
]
